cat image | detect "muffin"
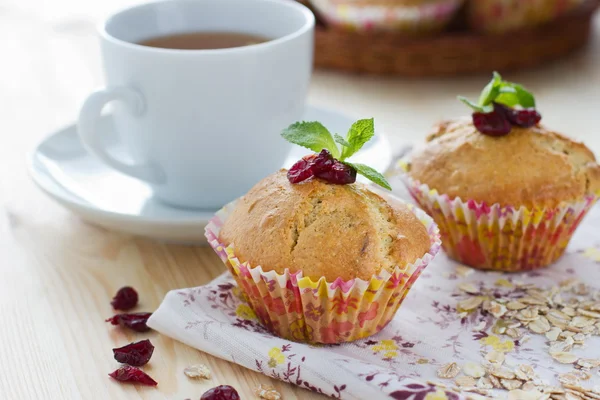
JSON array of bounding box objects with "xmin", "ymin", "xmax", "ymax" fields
[
  {"xmin": 309, "ymin": 0, "xmax": 464, "ymax": 32},
  {"xmin": 467, "ymin": 0, "xmax": 584, "ymax": 34},
  {"xmin": 400, "ymin": 73, "xmax": 600, "ymax": 271},
  {"xmin": 206, "ymin": 119, "xmax": 440, "ymax": 343}
]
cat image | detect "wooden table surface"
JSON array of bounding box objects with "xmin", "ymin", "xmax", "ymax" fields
[{"xmin": 2, "ymin": 0, "xmax": 600, "ymax": 398}]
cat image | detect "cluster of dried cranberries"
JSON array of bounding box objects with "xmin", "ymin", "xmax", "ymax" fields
[
  {"xmin": 106, "ymin": 286, "xmax": 157, "ymax": 386},
  {"xmin": 472, "ymin": 102, "xmax": 541, "ymax": 137},
  {"xmin": 201, "ymin": 385, "xmax": 241, "ymax": 400},
  {"xmin": 288, "ymin": 149, "xmax": 357, "ymax": 185}
]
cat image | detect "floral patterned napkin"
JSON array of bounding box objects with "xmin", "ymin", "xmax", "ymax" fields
[{"xmin": 148, "ymin": 204, "xmax": 600, "ymax": 400}]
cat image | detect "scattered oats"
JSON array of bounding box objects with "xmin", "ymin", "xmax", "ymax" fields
[
  {"xmin": 539, "ymin": 306, "xmax": 551, "ymax": 315},
  {"xmin": 254, "ymin": 384, "xmax": 282, "ymax": 400},
  {"xmin": 548, "ymin": 311, "xmax": 571, "ymax": 329},
  {"xmin": 563, "ymin": 308, "xmax": 578, "ymax": 317},
  {"xmin": 508, "ymin": 321, "xmax": 523, "ymax": 329},
  {"xmin": 490, "ymin": 301, "xmax": 508, "ymax": 318},
  {"xmin": 518, "ymin": 308, "xmax": 540, "ymax": 322},
  {"xmin": 578, "ymin": 359, "xmax": 600, "ymax": 369},
  {"xmin": 547, "ymin": 327, "xmax": 563, "ymax": 341},
  {"xmin": 437, "ymin": 362, "xmax": 461, "ymax": 379},
  {"xmin": 427, "ymin": 381, "xmax": 449, "ymax": 388},
  {"xmin": 455, "ymin": 376, "xmax": 477, "ymax": 387},
  {"xmin": 458, "ymin": 297, "xmax": 484, "ymax": 312},
  {"xmin": 522, "ymin": 381, "xmax": 537, "ymax": 391},
  {"xmin": 490, "ymin": 366, "xmax": 516, "ymax": 379},
  {"xmin": 485, "ymin": 350, "xmax": 505, "ymax": 365},
  {"xmin": 521, "ymin": 297, "xmax": 548, "ymax": 306},
  {"xmin": 571, "ymin": 316, "xmax": 595, "ymax": 328},
  {"xmin": 515, "ymin": 364, "xmax": 536, "ymax": 381},
  {"xmin": 477, "ymin": 377, "xmax": 494, "ymax": 389},
  {"xmin": 572, "ymin": 333, "xmax": 586, "ymax": 344},
  {"xmin": 459, "ymin": 282, "xmax": 480, "ymax": 294},
  {"xmin": 502, "ymin": 379, "xmax": 523, "ymax": 390},
  {"xmin": 560, "ymin": 331, "xmax": 577, "ymax": 340},
  {"xmin": 588, "ymin": 303, "xmax": 600, "ymax": 312},
  {"xmin": 551, "ymin": 352, "xmax": 579, "ymax": 364},
  {"xmin": 183, "ymin": 364, "xmax": 211, "ymax": 380},
  {"xmin": 530, "ymin": 316, "xmax": 552, "ymax": 334},
  {"xmin": 508, "ymin": 389, "xmax": 545, "ymax": 400},
  {"xmin": 507, "ymin": 327, "xmax": 524, "ymax": 339},
  {"xmin": 463, "ymin": 362, "xmax": 486, "ymax": 378},
  {"xmin": 559, "ymin": 373, "xmax": 581, "ymax": 386},
  {"xmin": 571, "ymin": 371, "xmax": 591, "ymax": 381},
  {"xmin": 577, "ymin": 309, "xmax": 600, "ymax": 319},
  {"xmin": 488, "ymin": 374, "xmax": 502, "ymax": 389},
  {"xmin": 564, "ymin": 392, "xmax": 583, "ymax": 400},
  {"xmin": 582, "ymin": 325, "xmax": 596, "ymax": 335},
  {"xmin": 520, "ymin": 334, "xmax": 532, "ymax": 344},
  {"xmin": 544, "ymin": 387, "xmax": 566, "ymax": 394},
  {"xmin": 456, "ymin": 265, "xmax": 475, "ymax": 277}
]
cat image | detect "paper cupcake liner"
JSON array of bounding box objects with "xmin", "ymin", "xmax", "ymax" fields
[
  {"xmin": 310, "ymin": 0, "xmax": 464, "ymax": 32},
  {"xmin": 468, "ymin": 0, "xmax": 585, "ymax": 33},
  {"xmin": 398, "ymin": 168, "xmax": 598, "ymax": 272},
  {"xmin": 205, "ymin": 196, "xmax": 441, "ymax": 344}
]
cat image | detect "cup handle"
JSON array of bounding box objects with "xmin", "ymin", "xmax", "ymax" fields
[{"xmin": 77, "ymin": 86, "xmax": 164, "ymax": 184}]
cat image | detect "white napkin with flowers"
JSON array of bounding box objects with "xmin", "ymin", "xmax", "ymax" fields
[{"xmin": 148, "ymin": 205, "xmax": 600, "ymax": 400}]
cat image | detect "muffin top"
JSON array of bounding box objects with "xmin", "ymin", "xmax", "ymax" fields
[
  {"xmin": 407, "ymin": 118, "xmax": 600, "ymax": 208},
  {"xmin": 219, "ymin": 170, "xmax": 431, "ymax": 281}
]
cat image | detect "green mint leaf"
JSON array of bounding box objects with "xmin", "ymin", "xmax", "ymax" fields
[
  {"xmin": 334, "ymin": 133, "xmax": 351, "ymax": 148},
  {"xmin": 345, "ymin": 162, "xmax": 391, "ymax": 191},
  {"xmin": 281, "ymin": 121, "xmax": 340, "ymax": 158},
  {"xmin": 340, "ymin": 118, "xmax": 375, "ymax": 161},
  {"xmin": 478, "ymin": 71, "xmax": 503, "ymax": 106},
  {"xmin": 495, "ymin": 84, "xmax": 535, "ymax": 108},
  {"xmin": 512, "ymin": 84, "xmax": 536, "ymax": 108},
  {"xmin": 458, "ymin": 96, "xmax": 486, "ymax": 112},
  {"xmin": 461, "ymin": 72, "xmax": 537, "ymax": 113},
  {"xmin": 495, "ymin": 86, "xmax": 519, "ymax": 107}
]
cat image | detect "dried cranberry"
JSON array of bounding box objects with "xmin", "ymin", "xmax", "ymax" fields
[
  {"xmin": 113, "ymin": 339, "xmax": 154, "ymax": 366},
  {"xmin": 287, "ymin": 156, "xmax": 314, "ymax": 183},
  {"xmin": 506, "ymin": 108, "xmax": 542, "ymax": 128},
  {"xmin": 109, "ymin": 366, "xmax": 157, "ymax": 386},
  {"xmin": 472, "ymin": 108, "xmax": 511, "ymax": 137},
  {"xmin": 314, "ymin": 160, "xmax": 357, "ymax": 184},
  {"xmin": 310, "ymin": 149, "xmax": 335, "ymax": 173},
  {"xmin": 201, "ymin": 385, "xmax": 240, "ymax": 400},
  {"xmin": 111, "ymin": 286, "xmax": 138, "ymax": 311},
  {"xmin": 106, "ymin": 312, "xmax": 152, "ymax": 332},
  {"xmin": 494, "ymin": 102, "xmax": 542, "ymax": 128}
]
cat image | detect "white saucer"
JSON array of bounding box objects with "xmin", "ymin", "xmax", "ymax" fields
[{"xmin": 28, "ymin": 105, "xmax": 393, "ymax": 243}]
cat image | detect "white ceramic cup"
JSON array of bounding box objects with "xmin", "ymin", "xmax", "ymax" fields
[{"xmin": 78, "ymin": 0, "xmax": 314, "ymax": 209}]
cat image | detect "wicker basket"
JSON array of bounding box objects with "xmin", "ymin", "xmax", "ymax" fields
[{"xmin": 311, "ymin": 0, "xmax": 599, "ymax": 77}]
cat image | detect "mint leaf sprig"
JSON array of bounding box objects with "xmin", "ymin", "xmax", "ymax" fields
[
  {"xmin": 281, "ymin": 118, "xmax": 391, "ymax": 190},
  {"xmin": 458, "ymin": 71, "xmax": 536, "ymax": 113}
]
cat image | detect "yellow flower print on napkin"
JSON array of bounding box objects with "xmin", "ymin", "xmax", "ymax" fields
[
  {"xmin": 267, "ymin": 347, "xmax": 285, "ymax": 368},
  {"xmin": 235, "ymin": 304, "xmax": 256, "ymax": 320},
  {"xmin": 583, "ymin": 247, "xmax": 600, "ymax": 262},
  {"xmin": 425, "ymin": 389, "xmax": 449, "ymax": 400},
  {"xmin": 371, "ymin": 339, "xmax": 399, "ymax": 359},
  {"xmin": 480, "ymin": 335, "xmax": 515, "ymax": 353}
]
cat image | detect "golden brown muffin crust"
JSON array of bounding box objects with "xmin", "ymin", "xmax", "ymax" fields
[
  {"xmin": 218, "ymin": 170, "xmax": 431, "ymax": 281},
  {"xmin": 408, "ymin": 118, "xmax": 600, "ymax": 208}
]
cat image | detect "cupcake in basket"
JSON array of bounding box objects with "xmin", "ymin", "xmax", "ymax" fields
[
  {"xmin": 206, "ymin": 118, "xmax": 441, "ymax": 344},
  {"xmin": 309, "ymin": 0, "xmax": 464, "ymax": 32},
  {"xmin": 467, "ymin": 0, "xmax": 585, "ymax": 34},
  {"xmin": 400, "ymin": 72, "xmax": 600, "ymax": 272}
]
